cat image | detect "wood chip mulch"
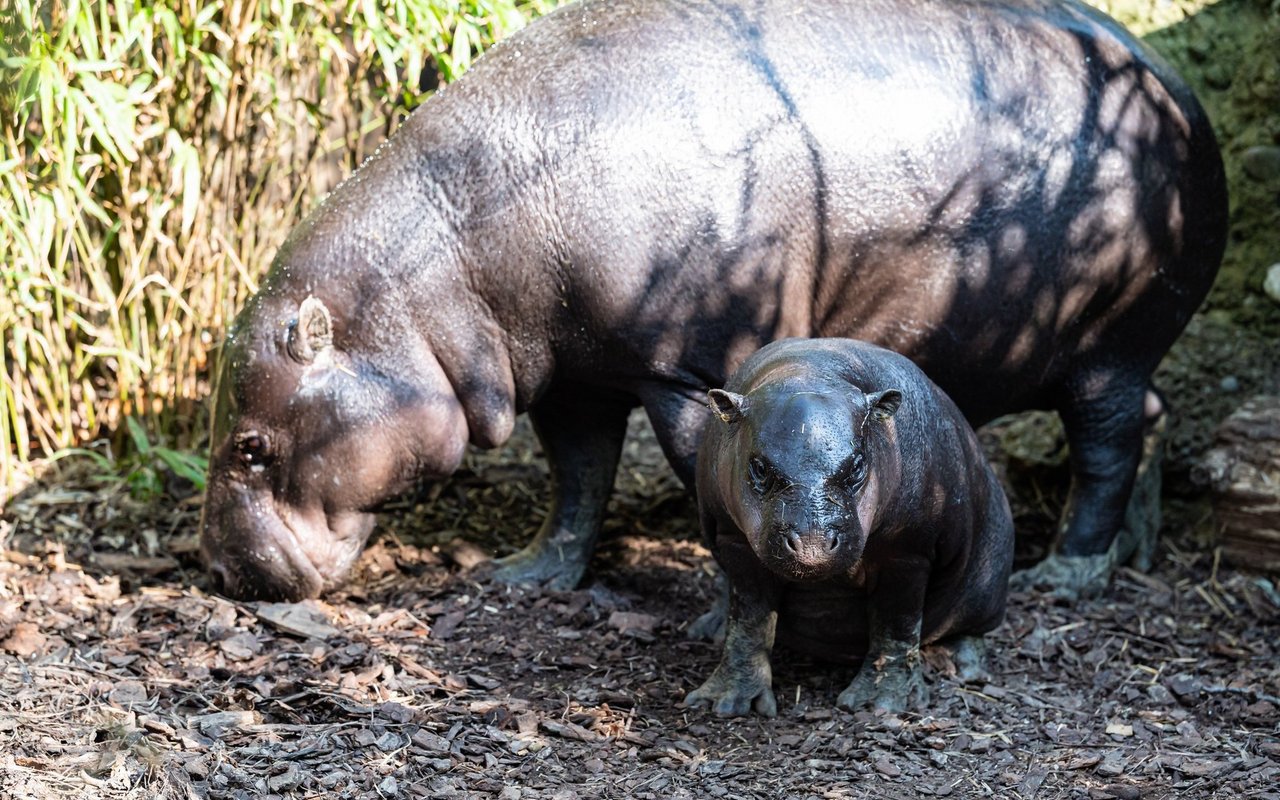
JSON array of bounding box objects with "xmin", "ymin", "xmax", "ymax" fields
[{"xmin": 2, "ymin": 415, "xmax": 1278, "ymax": 799}]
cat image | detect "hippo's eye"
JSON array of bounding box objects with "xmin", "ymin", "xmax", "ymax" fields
[
  {"xmin": 748, "ymin": 455, "xmax": 782, "ymax": 495},
  {"xmin": 838, "ymin": 454, "xmax": 868, "ymax": 490},
  {"xmin": 234, "ymin": 432, "xmax": 270, "ymax": 466}
]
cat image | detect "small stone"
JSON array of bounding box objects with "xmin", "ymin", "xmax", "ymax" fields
[
  {"xmin": 1264, "ymin": 264, "xmax": 1280, "ymax": 305},
  {"xmin": 377, "ymin": 775, "xmax": 399, "ymax": 796},
  {"xmin": 411, "ymin": 729, "xmax": 451, "ymax": 753},
  {"xmin": 1146, "ymin": 684, "xmax": 1174, "ymax": 705},
  {"xmin": 1167, "ymin": 673, "xmax": 1201, "ymax": 699},
  {"xmin": 255, "ymin": 601, "xmax": 340, "ymax": 640},
  {"xmin": 607, "ymin": 611, "xmax": 659, "ymax": 637},
  {"xmin": 499, "ymin": 789, "xmax": 521, "ymax": 800},
  {"xmin": 1220, "ymin": 375, "xmax": 1240, "ymax": 393},
  {"xmin": 375, "ymin": 731, "xmax": 405, "ymax": 752},
  {"xmin": 1243, "ymin": 146, "xmax": 1280, "ymax": 182}
]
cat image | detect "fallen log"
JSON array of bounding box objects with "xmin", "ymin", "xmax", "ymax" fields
[{"xmin": 1196, "ymin": 395, "xmax": 1280, "ymax": 572}]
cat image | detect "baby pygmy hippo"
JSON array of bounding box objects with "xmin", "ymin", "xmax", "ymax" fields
[{"xmin": 685, "ymin": 339, "xmax": 1013, "ymax": 716}]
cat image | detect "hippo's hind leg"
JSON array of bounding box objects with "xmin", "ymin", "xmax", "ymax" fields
[
  {"xmin": 1013, "ymin": 373, "xmax": 1160, "ymax": 598},
  {"xmin": 491, "ymin": 385, "xmax": 633, "ymax": 590},
  {"xmin": 1115, "ymin": 391, "xmax": 1167, "ymax": 573}
]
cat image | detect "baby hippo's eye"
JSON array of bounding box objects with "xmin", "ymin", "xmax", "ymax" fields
[
  {"xmin": 748, "ymin": 455, "xmax": 780, "ymax": 495},
  {"xmin": 235, "ymin": 432, "xmax": 270, "ymax": 466},
  {"xmin": 836, "ymin": 453, "xmax": 868, "ymax": 490}
]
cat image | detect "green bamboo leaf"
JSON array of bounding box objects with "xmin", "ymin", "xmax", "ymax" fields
[
  {"xmin": 47, "ymin": 446, "xmax": 115, "ymax": 471},
  {"xmin": 166, "ymin": 131, "xmax": 201, "ymax": 237},
  {"xmin": 77, "ymin": 75, "xmax": 140, "ymax": 162},
  {"xmin": 155, "ymin": 447, "xmax": 208, "ymax": 489}
]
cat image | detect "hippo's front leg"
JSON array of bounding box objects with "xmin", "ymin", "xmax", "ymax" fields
[
  {"xmin": 684, "ymin": 591, "xmax": 780, "ymax": 717},
  {"xmin": 684, "ymin": 533, "xmax": 782, "ymax": 717},
  {"xmin": 838, "ymin": 558, "xmax": 929, "ymax": 714},
  {"xmin": 491, "ymin": 390, "xmax": 633, "ymax": 590}
]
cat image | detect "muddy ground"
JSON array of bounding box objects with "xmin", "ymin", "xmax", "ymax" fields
[{"xmin": 3, "ymin": 0, "xmax": 1280, "ymax": 797}]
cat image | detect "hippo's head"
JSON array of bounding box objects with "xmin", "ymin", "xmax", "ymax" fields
[
  {"xmin": 200, "ymin": 292, "xmax": 469, "ymax": 600},
  {"xmin": 707, "ymin": 383, "xmax": 902, "ymax": 581}
]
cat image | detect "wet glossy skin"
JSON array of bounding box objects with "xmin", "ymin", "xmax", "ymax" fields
[{"xmin": 200, "ymin": 0, "xmax": 1226, "ymax": 600}]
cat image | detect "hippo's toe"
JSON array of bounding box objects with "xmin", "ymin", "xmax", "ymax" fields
[
  {"xmin": 838, "ymin": 657, "xmax": 927, "ymax": 714},
  {"xmin": 1010, "ymin": 552, "xmax": 1114, "ymax": 601},
  {"xmin": 684, "ymin": 663, "xmax": 777, "ymax": 718},
  {"xmin": 686, "ymin": 675, "xmax": 773, "ymax": 716},
  {"xmin": 491, "ymin": 542, "xmax": 588, "ymax": 591}
]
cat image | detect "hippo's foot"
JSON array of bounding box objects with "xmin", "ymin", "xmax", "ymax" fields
[
  {"xmin": 687, "ymin": 573, "xmax": 729, "ymax": 642},
  {"xmin": 949, "ymin": 636, "xmax": 990, "ymax": 684},
  {"xmin": 491, "ymin": 540, "xmax": 588, "ymax": 591},
  {"xmin": 838, "ymin": 652, "xmax": 927, "ymax": 714},
  {"xmin": 1010, "ymin": 551, "xmax": 1113, "ymax": 601},
  {"xmin": 684, "ymin": 661, "xmax": 777, "ymax": 717}
]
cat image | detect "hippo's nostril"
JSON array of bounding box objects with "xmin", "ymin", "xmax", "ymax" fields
[
  {"xmin": 826, "ymin": 532, "xmax": 841, "ymax": 552},
  {"xmin": 783, "ymin": 531, "xmax": 801, "ymax": 553}
]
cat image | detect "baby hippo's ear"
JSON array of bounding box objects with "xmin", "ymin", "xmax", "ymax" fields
[
  {"xmin": 708, "ymin": 389, "xmax": 748, "ymax": 424},
  {"xmin": 866, "ymin": 389, "xmax": 903, "ymax": 422}
]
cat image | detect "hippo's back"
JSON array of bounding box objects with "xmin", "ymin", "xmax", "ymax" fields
[{"xmin": 394, "ymin": 0, "xmax": 1225, "ymax": 421}]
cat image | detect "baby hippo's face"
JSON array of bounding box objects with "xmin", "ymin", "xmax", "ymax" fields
[{"xmin": 708, "ymin": 384, "xmax": 901, "ymax": 581}]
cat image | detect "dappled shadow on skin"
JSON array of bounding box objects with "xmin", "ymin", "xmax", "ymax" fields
[
  {"xmin": 607, "ymin": 6, "xmax": 1223, "ymax": 431},
  {"xmin": 547, "ymin": 1, "xmax": 1228, "ymax": 574}
]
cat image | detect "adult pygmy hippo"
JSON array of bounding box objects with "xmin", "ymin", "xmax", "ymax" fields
[
  {"xmin": 685, "ymin": 338, "xmax": 1013, "ymax": 716},
  {"xmin": 200, "ymin": 0, "xmax": 1226, "ymax": 601}
]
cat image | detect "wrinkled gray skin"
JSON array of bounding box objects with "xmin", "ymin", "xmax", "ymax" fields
[
  {"xmin": 685, "ymin": 339, "xmax": 1013, "ymax": 716},
  {"xmin": 200, "ymin": 0, "xmax": 1226, "ymax": 601}
]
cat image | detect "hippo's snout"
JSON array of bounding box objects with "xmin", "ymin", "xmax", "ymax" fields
[
  {"xmin": 781, "ymin": 528, "xmax": 842, "ymax": 558},
  {"xmin": 765, "ymin": 522, "xmax": 860, "ymax": 580},
  {"xmin": 199, "ymin": 480, "xmax": 373, "ymax": 601}
]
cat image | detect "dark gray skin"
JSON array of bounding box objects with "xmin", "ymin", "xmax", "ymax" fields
[
  {"xmin": 199, "ymin": 0, "xmax": 1227, "ymax": 601},
  {"xmin": 685, "ymin": 338, "xmax": 1014, "ymax": 716}
]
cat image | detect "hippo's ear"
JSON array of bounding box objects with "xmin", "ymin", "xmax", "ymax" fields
[
  {"xmin": 866, "ymin": 389, "xmax": 902, "ymax": 422},
  {"xmin": 287, "ymin": 296, "xmax": 334, "ymax": 364},
  {"xmin": 708, "ymin": 389, "xmax": 747, "ymax": 424}
]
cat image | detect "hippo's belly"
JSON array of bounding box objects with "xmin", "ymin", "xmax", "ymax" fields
[{"xmin": 776, "ymin": 581, "xmax": 870, "ymax": 663}]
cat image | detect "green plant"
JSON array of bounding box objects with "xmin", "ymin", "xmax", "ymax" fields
[{"xmin": 0, "ymin": 0, "xmax": 559, "ymax": 500}]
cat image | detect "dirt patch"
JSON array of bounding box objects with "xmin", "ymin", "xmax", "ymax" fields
[{"xmin": 3, "ymin": 416, "xmax": 1279, "ymax": 799}]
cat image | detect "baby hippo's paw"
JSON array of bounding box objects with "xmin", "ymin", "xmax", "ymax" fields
[
  {"xmin": 684, "ymin": 664, "xmax": 777, "ymax": 718},
  {"xmin": 837, "ymin": 657, "xmax": 928, "ymax": 714}
]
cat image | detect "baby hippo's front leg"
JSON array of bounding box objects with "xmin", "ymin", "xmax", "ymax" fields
[
  {"xmin": 684, "ymin": 592, "xmax": 779, "ymax": 717},
  {"xmin": 838, "ymin": 562, "xmax": 929, "ymax": 714},
  {"xmin": 837, "ymin": 620, "xmax": 927, "ymax": 713}
]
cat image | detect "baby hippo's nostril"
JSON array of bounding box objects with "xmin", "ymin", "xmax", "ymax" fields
[
  {"xmin": 783, "ymin": 531, "xmax": 801, "ymax": 553},
  {"xmin": 825, "ymin": 532, "xmax": 842, "ymax": 552}
]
